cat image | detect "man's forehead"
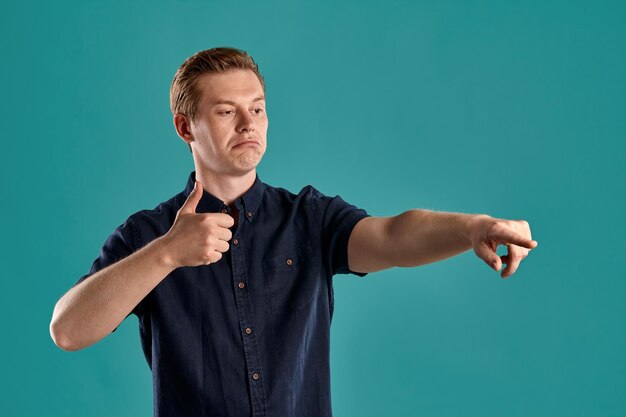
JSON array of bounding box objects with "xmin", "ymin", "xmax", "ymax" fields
[
  {"xmin": 210, "ymin": 96, "xmax": 266, "ymax": 106},
  {"xmin": 197, "ymin": 70, "xmax": 264, "ymax": 105}
]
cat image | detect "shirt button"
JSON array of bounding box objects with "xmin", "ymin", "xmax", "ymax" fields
[
  {"xmin": 232, "ymin": 238, "xmax": 239, "ymax": 245},
  {"xmin": 252, "ymin": 372, "xmax": 260, "ymax": 380},
  {"xmin": 286, "ymin": 258, "xmax": 293, "ymax": 266},
  {"xmin": 245, "ymin": 327, "xmax": 252, "ymax": 335},
  {"xmin": 221, "ymin": 208, "xmax": 228, "ymax": 214},
  {"xmin": 238, "ymin": 282, "xmax": 245, "ymax": 289},
  {"xmin": 246, "ymin": 211, "xmax": 253, "ymax": 218}
]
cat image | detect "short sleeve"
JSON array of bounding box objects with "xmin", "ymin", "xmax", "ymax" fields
[
  {"xmin": 73, "ymin": 217, "xmax": 144, "ymax": 331},
  {"xmin": 312, "ymin": 189, "xmax": 371, "ymax": 277}
]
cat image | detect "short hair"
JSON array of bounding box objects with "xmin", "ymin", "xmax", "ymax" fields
[{"xmin": 169, "ymin": 47, "xmax": 266, "ymax": 122}]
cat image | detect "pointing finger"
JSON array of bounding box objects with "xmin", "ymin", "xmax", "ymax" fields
[{"xmin": 499, "ymin": 230, "xmax": 538, "ymax": 250}]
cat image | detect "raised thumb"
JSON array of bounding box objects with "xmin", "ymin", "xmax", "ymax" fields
[{"xmin": 180, "ymin": 181, "xmax": 203, "ymax": 214}]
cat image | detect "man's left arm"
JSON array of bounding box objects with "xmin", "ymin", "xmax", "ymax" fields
[{"xmin": 347, "ymin": 209, "xmax": 538, "ymax": 279}]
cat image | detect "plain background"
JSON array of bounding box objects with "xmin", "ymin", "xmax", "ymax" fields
[{"xmin": 2, "ymin": 0, "xmax": 625, "ymax": 416}]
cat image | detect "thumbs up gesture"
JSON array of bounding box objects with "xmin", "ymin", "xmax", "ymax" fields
[{"xmin": 160, "ymin": 181, "xmax": 235, "ymax": 268}]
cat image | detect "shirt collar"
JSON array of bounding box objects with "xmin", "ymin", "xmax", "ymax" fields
[{"xmin": 182, "ymin": 171, "xmax": 265, "ymax": 222}]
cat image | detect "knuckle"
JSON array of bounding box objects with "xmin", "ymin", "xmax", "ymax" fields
[
  {"xmin": 487, "ymin": 220, "xmax": 501, "ymax": 232},
  {"xmin": 506, "ymin": 220, "xmax": 519, "ymax": 229}
]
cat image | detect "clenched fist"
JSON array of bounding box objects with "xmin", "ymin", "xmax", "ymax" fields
[{"xmin": 160, "ymin": 181, "xmax": 235, "ymax": 268}]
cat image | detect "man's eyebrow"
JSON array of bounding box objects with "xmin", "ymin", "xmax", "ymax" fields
[{"xmin": 210, "ymin": 96, "xmax": 266, "ymax": 106}]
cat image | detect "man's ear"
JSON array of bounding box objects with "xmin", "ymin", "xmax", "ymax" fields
[{"xmin": 173, "ymin": 113, "xmax": 194, "ymax": 146}]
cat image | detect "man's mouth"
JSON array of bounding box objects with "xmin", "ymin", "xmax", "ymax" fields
[{"xmin": 234, "ymin": 140, "xmax": 259, "ymax": 147}]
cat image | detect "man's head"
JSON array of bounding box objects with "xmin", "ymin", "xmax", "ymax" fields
[{"xmin": 171, "ymin": 47, "xmax": 268, "ymax": 177}]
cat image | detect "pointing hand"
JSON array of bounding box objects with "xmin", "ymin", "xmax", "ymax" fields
[{"xmin": 470, "ymin": 215, "xmax": 538, "ymax": 279}]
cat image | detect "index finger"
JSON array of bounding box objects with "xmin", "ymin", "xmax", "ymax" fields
[
  {"xmin": 213, "ymin": 212, "xmax": 236, "ymax": 228},
  {"xmin": 501, "ymin": 231, "xmax": 538, "ymax": 249}
]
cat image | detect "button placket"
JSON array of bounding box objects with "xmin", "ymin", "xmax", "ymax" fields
[{"xmin": 229, "ymin": 202, "xmax": 267, "ymax": 415}]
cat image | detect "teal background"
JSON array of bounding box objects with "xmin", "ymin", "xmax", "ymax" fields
[{"xmin": 2, "ymin": 0, "xmax": 625, "ymax": 416}]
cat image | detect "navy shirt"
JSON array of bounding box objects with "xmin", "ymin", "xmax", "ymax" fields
[{"xmin": 75, "ymin": 171, "xmax": 370, "ymax": 417}]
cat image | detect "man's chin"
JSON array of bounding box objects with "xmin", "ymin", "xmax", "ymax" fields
[
  {"xmin": 236, "ymin": 153, "xmax": 262, "ymax": 168},
  {"xmin": 229, "ymin": 157, "xmax": 263, "ymax": 175}
]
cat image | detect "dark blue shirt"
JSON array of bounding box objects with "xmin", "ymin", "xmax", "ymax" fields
[{"xmin": 75, "ymin": 171, "xmax": 370, "ymax": 417}]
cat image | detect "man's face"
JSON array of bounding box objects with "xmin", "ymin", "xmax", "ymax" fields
[{"xmin": 187, "ymin": 69, "xmax": 268, "ymax": 176}]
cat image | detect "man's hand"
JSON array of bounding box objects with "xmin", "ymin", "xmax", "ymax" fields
[
  {"xmin": 469, "ymin": 215, "xmax": 538, "ymax": 279},
  {"xmin": 160, "ymin": 181, "xmax": 235, "ymax": 268}
]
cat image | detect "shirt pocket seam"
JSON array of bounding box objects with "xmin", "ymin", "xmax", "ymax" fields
[{"xmin": 262, "ymin": 243, "xmax": 320, "ymax": 315}]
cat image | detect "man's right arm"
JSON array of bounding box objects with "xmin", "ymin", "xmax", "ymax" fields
[
  {"xmin": 50, "ymin": 181, "xmax": 234, "ymax": 351},
  {"xmin": 50, "ymin": 237, "xmax": 174, "ymax": 351}
]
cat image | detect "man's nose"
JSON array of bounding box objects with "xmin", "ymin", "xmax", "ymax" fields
[{"xmin": 237, "ymin": 112, "xmax": 255, "ymax": 133}]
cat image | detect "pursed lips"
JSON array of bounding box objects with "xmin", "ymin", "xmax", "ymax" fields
[{"xmin": 233, "ymin": 139, "xmax": 260, "ymax": 147}]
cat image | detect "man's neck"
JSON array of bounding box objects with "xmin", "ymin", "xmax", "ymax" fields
[{"xmin": 195, "ymin": 168, "xmax": 257, "ymax": 206}]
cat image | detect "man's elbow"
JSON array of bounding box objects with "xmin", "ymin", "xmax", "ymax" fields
[
  {"xmin": 50, "ymin": 317, "xmax": 85, "ymax": 352},
  {"xmin": 49, "ymin": 318, "xmax": 82, "ymax": 352},
  {"xmin": 49, "ymin": 301, "xmax": 91, "ymax": 352}
]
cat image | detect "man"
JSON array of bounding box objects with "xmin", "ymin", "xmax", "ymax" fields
[{"xmin": 50, "ymin": 47, "xmax": 538, "ymax": 417}]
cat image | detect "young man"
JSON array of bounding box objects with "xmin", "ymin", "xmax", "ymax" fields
[{"xmin": 50, "ymin": 47, "xmax": 538, "ymax": 417}]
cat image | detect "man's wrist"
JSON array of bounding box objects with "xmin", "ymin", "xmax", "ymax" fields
[
  {"xmin": 464, "ymin": 214, "xmax": 493, "ymax": 245},
  {"xmin": 152, "ymin": 235, "xmax": 178, "ymax": 271}
]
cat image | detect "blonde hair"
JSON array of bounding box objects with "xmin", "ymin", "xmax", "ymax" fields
[{"xmin": 170, "ymin": 47, "xmax": 265, "ymax": 122}]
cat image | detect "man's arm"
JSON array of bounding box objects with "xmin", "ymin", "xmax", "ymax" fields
[
  {"xmin": 50, "ymin": 238, "xmax": 175, "ymax": 351},
  {"xmin": 347, "ymin": 209, "xmax": 538, "ymax": 278},
  {"xmin": 50, "ymin": 181, "xmax": 234, "ymax": 351}
]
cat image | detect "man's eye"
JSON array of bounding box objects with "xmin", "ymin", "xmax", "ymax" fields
[
  {"xmin": 220, "ymin": 110, "xmax": 234, "ymax": 115},
  {"xmin": 254, "ymin": 108, "xmax": 264, "ymax": 114}
]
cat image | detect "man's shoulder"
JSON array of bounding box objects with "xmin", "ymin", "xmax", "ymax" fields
[
  {"xmin": 262, "ymin": 182, "xmax": 341, "ymax": 226},
  {"xmin": 264, "ymin": 181, "xmax": 327, "ymax": 202}
]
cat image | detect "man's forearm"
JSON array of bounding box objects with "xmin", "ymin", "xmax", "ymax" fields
[
  {"xmin": 388, "ymin": 209, "xmax": 488, "ymax": 267},
  {"xmin": 50, "ymin": 237, "xmax": 175, "ymax": 351}
]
